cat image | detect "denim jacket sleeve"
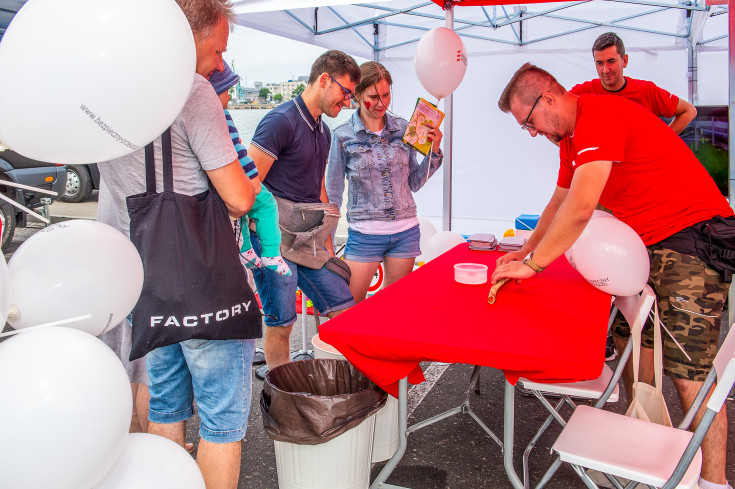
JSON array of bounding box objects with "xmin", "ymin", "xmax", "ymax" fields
[
  {"xmin": 325, "ymin": 128, "xmax": 347, "ymax": 210},
  {"xmin": 407, "ymin": 147, "xmax": 443, "ymax": 192}
]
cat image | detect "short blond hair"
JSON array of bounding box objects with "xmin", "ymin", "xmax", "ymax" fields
[{"xmin": 498, "ymin": 62, "xmax": 565, "ymax": 113}]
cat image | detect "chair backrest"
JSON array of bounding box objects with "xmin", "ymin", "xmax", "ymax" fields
[
  {"xmin": 612, "ymin": 285, "xmax": 656, "ymax": 333},
  {"xmin": 707, "ymin": 323, "xmax": 735, "ymax": 412}
]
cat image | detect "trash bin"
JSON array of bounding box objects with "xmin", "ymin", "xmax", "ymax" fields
[
  {"xmin": 311, "ymin": 333, "xmax": 400, "ymax": 464},
  {"xmin": 312, "ymin": 332, "xmax": 345, "ymax": 361},
  {"xmin": 261, "ymin": 359, "xmax": 387, "ymax": 489}
]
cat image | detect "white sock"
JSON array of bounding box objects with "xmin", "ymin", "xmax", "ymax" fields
[
  {"xmin": 262, "ymin": 256, "xmax": 292, "ymax": 277},
  {"xmin": 698, "ymin": 478, "xmax": 732, "ymax": 489},
  {"xmin": 239, "ymin": 248, "xmax": 261, "ymax": 269}
]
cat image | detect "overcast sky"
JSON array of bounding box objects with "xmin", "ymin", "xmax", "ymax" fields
[{"xmin": 225, "ymin": 25, "xmax": 369, "ymax": 86}]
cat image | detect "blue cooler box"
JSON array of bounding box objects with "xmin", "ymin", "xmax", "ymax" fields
[{"xmin": 515, "ymin": 214, "xmax": 540, "ymax": 231}]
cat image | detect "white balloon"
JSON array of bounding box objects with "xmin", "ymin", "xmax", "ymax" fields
[
  {"xmin": 0, "ymin": 327, "xmax": 132, "ymax": 489},
  {"xmin": 591, "ymin": 209, "xmax": 616, "ymax": 220},
  {"xmin": 414, "ymin": 27, "xmax": 468, "ymax": 99},
  {"xmin": 417, "ymin": 215, "xmax": 438, "ymax": 263},
  {"xmin": 0, "ymin": 0, "xmax": 195, "ymax": 163},
  {"xmin": 565, "ymin": 216, "xmax": 649, "ymax": 296},
  {"xmin": 0, "ymin": 253, "xmax": 9, "ymax": 325},
  {"xmin": 93, "ymin": 434, "xmax": 205, "ymax": 489},
  {"xmin": 8, "ymin": 220, "xmax": 143, "ymax": 335},
  {"xmin": 424, "ymin": 231, "xmax": 466, "ymax": 262}
]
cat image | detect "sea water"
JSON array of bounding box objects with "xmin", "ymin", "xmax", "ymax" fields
[{"xmin": 228, "ymin": 107, "xmax": 355, "ymax": 147}]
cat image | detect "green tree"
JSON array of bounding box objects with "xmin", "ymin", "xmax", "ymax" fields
[
  {"xmin": 273, "ymin": 93, "xmax": 283, "ymax": 102},
  {"xmin": 258, "ymin": 88, "xmax": 271, "ymax": 99},
  {"xmin": 292, "ymin": 84, "xmax": 305, "ymax": 98}
]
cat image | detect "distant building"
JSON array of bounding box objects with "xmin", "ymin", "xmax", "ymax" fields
[
  {"xmin": 254, "ymin": 81, "xmax": 263, "ymax": 90},
  {"xmin": 280, "ymin": 79, "xmax": 307, "ymax": 100}
]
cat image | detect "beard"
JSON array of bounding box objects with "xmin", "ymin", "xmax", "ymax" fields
[{"xmin": 543, "ymin": 109, "xmax": 564, "ymax": 143}]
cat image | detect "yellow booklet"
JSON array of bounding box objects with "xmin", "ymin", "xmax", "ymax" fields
[{"xmin": 403, "ymin": 98, "xmax": 445, "ymax": 156}]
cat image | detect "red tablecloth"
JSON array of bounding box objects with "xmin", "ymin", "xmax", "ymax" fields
[{"xmin": 320, "ymin": 243, "xmax": 612, "ymax": 397}]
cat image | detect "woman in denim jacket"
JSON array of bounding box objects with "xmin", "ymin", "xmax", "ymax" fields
[{"xmin": 326, "ymin": 61, "xmax": 443, "ymax": 303}]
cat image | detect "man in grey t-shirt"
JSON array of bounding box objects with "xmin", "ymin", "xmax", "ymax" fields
[{"xmin": 97, "ymin": 1, "xmax": 256, "ymax": 487}]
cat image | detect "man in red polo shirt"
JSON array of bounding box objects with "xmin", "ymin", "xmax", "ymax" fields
[
  {"xmin": 494, "ymin": 62, "xmax": 733, "ymax": 489},
  {"xmin": 570, "ymin": 31, "xmax": 696, "ymax": 135}
]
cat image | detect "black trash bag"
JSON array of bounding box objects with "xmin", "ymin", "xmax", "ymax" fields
[{"xmin": 260, "ymin": 359, "xmax": 387, "ymax": 445}]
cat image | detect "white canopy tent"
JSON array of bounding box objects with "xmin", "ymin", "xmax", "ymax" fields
[{"xmin": 232, "ymin": 0, "xmax": 729, "ymax": 235}]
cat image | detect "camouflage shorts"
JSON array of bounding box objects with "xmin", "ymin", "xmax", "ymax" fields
[{"xmin": 612, "ymin": 244, "xmax": 729, "ymax": 381}]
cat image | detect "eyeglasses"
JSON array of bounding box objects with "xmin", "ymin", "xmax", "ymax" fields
[
  {"xmin": 329, "ymin": 75, "xmax": 354, "ymax": 100},
  {"xmin": 520, "ymin": 94, "xmax": 543, "ymax": 131}
]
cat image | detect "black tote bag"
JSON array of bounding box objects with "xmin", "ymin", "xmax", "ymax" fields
[{"xmin": 126, "ymin": 128, "xmax": 261, "ymax": 361}]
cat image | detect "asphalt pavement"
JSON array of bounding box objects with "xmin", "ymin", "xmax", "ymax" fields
[{"xmin": 2, "ymin": 194, "xmax": 734, "ymax": 488}]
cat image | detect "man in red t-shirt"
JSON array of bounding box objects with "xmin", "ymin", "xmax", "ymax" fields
[
  {"xmin": 494, "ymin": 62, "xmax": 733, "ymax": 489},
  {"xmin": 569, "ymin": 32, "xmax": 696, "ymax": 135}
]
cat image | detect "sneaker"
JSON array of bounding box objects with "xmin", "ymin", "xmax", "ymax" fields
[
  {"xmin": 252, "ymin": 347, "xmax": 266, "ymax": 366},
  {"xmin": 605, "ymin": 334, "xmax": 617, "ymax": 362},
  {"xmin": 254, "ymin": 363, "xmax": 268, "ymax": 381}
]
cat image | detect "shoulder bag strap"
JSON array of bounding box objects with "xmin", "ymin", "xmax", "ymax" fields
[
  {"xmin": 161, "ymin": 127, "xmax": 174, "ymax": 193},
  {"xmin": 652, "ymin": 301, "xmax": 664, "ymax": 393},
  {"xmin": 144, "ymin": 140, "xmax": 156, "ymax": 194},
  {"xmin": 630, "ymin": 300, "xmax": 643, "ymax": 385}
]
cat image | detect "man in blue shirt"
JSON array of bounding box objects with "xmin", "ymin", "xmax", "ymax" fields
[{"xmin": 248, "ymin": 50, "xmax": 361, "ymax": 375}]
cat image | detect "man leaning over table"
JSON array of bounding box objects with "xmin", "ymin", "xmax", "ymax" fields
[{"xmin": 492, "ymin": 62, "xmax": 733, "ymax": 489}]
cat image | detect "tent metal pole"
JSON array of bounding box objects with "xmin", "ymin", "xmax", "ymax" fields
[
  {"xmin": 374, "ymin": 22, "xmax": 380, "ymax": 61},
  {"xmin": 728, "ymin": 1, "xmax": 734, "ymax": 330},
  {"xmin": 687, "ymin": 33, "xmax": 698, "ymax": 105},
  {"xmin": 443, "ymin": 2, "xmax": 454, "ymax": 231}
]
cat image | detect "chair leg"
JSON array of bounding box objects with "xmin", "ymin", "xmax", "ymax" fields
[
  {"xmin": 536, "ymin": 458, "xmax": 563, "ymax": 489},
  {"xmin": 468, "ymin": 365, "xmax": 482, "ymax": 396},
  {"xmin": 522, "ymin": 397, "xmax": 566, "ymax": 487},
  {"xmin": 571, "ymin": 464, "xmax": 607, "ymax": 489}
]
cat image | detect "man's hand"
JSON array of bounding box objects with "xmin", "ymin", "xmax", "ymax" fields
[
  {"xmin": 491, "ymin": 260, "xmax": 536, "ymax": 284},
  {"xmin": 669, "ymin": 98, "xmax": 696, "ymax": 135},
  {"xmin": 496, "ymin": 249, "xmax": 528, "ymax": 267}
]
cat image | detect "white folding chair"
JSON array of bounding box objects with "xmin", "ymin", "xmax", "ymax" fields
[
  {"xmin": 552, "ymin": 322, "xmax": 735, "ymax": 489},
  {"xmin": 516, "ymin": 285, "xmax": 657, "ymax": 488}
]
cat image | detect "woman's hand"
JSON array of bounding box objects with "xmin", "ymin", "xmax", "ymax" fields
[{"xmin": 425, "ymin": 123, "xmax": 443, "ymax": 152}]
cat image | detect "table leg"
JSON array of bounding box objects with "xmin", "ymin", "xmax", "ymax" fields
[
  {"xmin": 370, "ymin": 377, "xmax": 411, "ymax": 489},
  {"xmin": 504, "ymin": 379, "xmax": 525, "ymax": 489}
]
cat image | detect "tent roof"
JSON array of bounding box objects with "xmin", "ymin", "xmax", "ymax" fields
[
  {"xmin": 2, "ymin": 1, "xmax": 726, "ymax": 53},
  {"xmin": 232, "ymin": 0, "xmax": 727, "ymax": 62},
  {"xmin": 0, "ymin": 0, "xmax": 23, "ymax": 38}
]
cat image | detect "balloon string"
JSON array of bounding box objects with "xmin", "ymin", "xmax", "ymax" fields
[
  {"xmin": 427, "ymin": 97, "xmax": 440, "ymax": 182},
  {"xmin": 0, "ymin": 192, "xmax": 49, "ymax": 224},
  {"xmin": 0, "ymin": 179, "xmax": 58, "ymax": 197},
  {"xmin": 649, "ymin": 310, "xmax": 692, "ymax": 361},
  {"xmin": 0, "ymin": 314, "xmax": 93, "ymax": 338}
]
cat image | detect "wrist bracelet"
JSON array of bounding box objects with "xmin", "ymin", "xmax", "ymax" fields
[{"xmin": 523, "ymin": 253, "xmax": 545, "ymax": 273}]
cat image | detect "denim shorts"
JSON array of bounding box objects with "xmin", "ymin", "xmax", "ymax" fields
[
  {"xmin": 345, "ymin": 225, "xmax": 421, "ymax": 263},
  {"xmin": 250, "ymin": 232, "xmax": 355, "ymax": 327},
  {"xmin": 146, "ymin": 338, "xmax": 255, "ymax": 443}
]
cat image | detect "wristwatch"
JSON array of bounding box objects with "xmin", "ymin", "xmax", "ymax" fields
[{"xmin": 523, "ymin": 252, "xmax": 545, "ymax": 273}]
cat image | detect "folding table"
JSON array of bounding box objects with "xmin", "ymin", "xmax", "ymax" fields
[{"xmin": 320, "ymin": 243, "xmax": 612, "ymax": 489}]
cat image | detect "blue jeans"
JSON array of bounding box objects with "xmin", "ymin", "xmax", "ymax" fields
[
  {"xmin": 345, "ymin": 225, "xmax": 421, "ymax": 262},
  {"xmin": 250, "ymin": 232, "xmax": 355, "ymax": 327},
  {"xmin": 146, "ymin": 338, "xmax": 255, "ymax": 443}
]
